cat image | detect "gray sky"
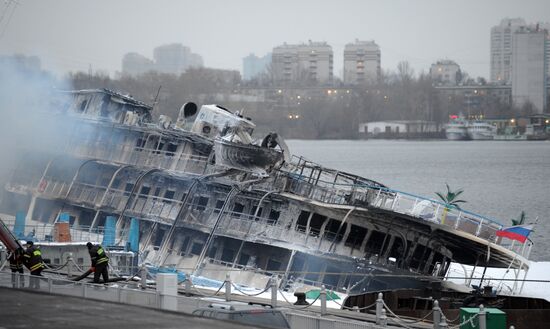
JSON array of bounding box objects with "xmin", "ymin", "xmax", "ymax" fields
[{"xmin": 1, "ymin": 0, "xmax": 549, "ymax": 79}]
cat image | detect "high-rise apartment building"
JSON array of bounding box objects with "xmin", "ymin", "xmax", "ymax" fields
[
  {"xmin": 153, "ymin": 43, "xmax": 203, "ymax": 75},
  {"xmin": 343, "ymin": 40, "xmax": 380, "ymax": 85},
  {"xmin": 121, "ymin": 53, "xmax": 154, "ymax": 76},
  {"xmin": 430, "ymin": 60, "xmax": 461, "ymax": 86},
  {"xmin": 490, "ymin": 18, "xmax": 526, "ymax": 84},
  {"xmin": 272, "ymin": 41, "xmax": 333, "ymax": 84},
  {"xmin": 242, "ymin": 53, "xmax": 272, "ymax": 80},
  {"xmin": 511, "ymin": 26, "xmax": 548, "ymax": 112}
]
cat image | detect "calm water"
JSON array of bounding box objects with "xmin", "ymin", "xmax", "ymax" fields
[{"xmin": 286, "ymin": 140, "xmax": 550, "ymax": 261}]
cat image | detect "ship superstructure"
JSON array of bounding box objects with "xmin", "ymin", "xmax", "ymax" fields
[{"xmin": 1, "ymin": 89, "xmax": 532, "ymax": 299}]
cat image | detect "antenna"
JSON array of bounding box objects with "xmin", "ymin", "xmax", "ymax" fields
[{"xmin": 152, "ymin": 85, "xmax": 161, "ymax": 114}]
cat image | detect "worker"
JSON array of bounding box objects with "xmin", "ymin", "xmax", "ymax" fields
[
  {"xmin": 8, "ymin": 247, "xmax": 24, "ymax": 288},
  {"xmin": 23, "ymin": 241, "xmax": 44, "ymax": 289},
  {"xmin": 86, "ymin": 242, "xmax": 109, "ymax": 284}
]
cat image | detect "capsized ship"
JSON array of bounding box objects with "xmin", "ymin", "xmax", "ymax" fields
[{"xmin": 0, "ymin": 89, "xmax": 533, "ymax": 300}]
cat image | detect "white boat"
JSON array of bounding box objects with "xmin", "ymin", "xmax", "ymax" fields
[
  {"xmin": 445, "ymin": 118, "xmax": 470, "ymax": 140},
  {"xmin": 467, "ymin": 121, "xmax": 497, "ymax": 140}
]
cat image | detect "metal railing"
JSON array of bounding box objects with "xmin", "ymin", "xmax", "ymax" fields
[{"xmin": 276, "ymin": 163, "xmax": 533, "ymax": 260}]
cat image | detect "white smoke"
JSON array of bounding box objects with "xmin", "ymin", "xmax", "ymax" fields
[{"xmin": 0, "ymin": 57, "xmax": 73, "ymax": 200}]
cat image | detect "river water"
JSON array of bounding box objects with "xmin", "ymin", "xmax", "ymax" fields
[{"xmin": 286, "ymin": 139, "xmax": 550, "ymax": 261}]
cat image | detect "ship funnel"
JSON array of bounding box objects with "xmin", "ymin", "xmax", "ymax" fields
[{"xmin": 175, "ymin": 102, "xmax": 197, "ymax": 129}]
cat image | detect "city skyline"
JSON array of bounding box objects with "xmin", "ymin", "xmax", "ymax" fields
[{"xmin": 1, "ymin": 0, "xmax": 549, "ymax": 79}]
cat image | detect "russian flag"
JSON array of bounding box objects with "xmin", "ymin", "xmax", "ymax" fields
[{"xmin": 496, "ymin": 225, "xmax": 533, "ymax": 243}]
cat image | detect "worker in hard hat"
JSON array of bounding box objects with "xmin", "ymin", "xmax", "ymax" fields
[
  {"xmin": 23, "ymin": 241, "xmax": 44, "ymax": 289},
  {"xmin": 86, "ymin": 242, "xmax": 109, "ymax": 284}
]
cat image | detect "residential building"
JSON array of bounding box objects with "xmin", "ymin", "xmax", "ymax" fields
[
  {"xmin": 511, "ymin": 26, "xmax": 548, "ymax": 112},
  {"xmin": 343, "ymin": 40, "xmax": 380, "ymax": 85},
  {"xmin": 272, "ymin": 41, "xmax": 333, "ymax": 85},
  {"xmin": 242, "ymin": 53, "xmax": 272, "ymax": 80},
  {"xmin": 121, "ymin": 52, "xmax": 154, "ymax": 76},
  {"xmin": 153, "ymin": 43, "xmax": 203, "ymax": 75},
  {"xmin": 490, "ymin": 18, "xmax": 526, "ymax": 84},
  {"xmin": 430, "ymin": 60, "xmax": 461, "ymax": 86}
]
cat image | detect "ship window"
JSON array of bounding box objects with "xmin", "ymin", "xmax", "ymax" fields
[
  {"xmin": 164, "ymin": 189, "xmax": 175, "ymax": 201},
  {"xmin": 309, "ymin": 213, "xmax": 326, "ymax": 236},
  {"xmin": 266, "ymin": 259, "xmax": 282, "ymax": 271},
  {"xmin": 124, "ymin": 183, "xmax": 134, "ymax": 192},
  {"xmin": 154, "ymin": 229, "xmax": 166, "ymax": 246},
  {"xmin": 190, "ymin": 242, "xmax": 204, "ymax": 255},
  {"xmin": 268, "ymin": 209, "xmax": 280, "ymax": 225},
  {"xmin": 214, "ymin": 200, "xmax": 224, "ymax": 213},
  {"xmin": 154, "ymin": 141, "xmax": 165, "ymax": 154},
  {"xmin": 409, "ymin": 245, "xmax": 427, "ymax": 269},
  {"xmin": 180, "ymin": 236, "xmax": 190, "ymax": 254},
  {"xmin": 139, "ymin": 186, "xmax": 151, "ymax": 199},
  {"xmin": 365, "ymin": 231, "xmax": 385, "ymax": 255},
  {"xmin": 135, "ymin": 138, "xmax": 146, "ymax": 151},
  {"xmin": 324, "ymin": 219, "xmax": 345, "ymax": 242},
  {"xmin": 232, "ymin": 203, "xmax": 244, "ymax": 218},
  {"xmin": 77, "ymin": 258, "xmax": 84, "ymax": 265},
  {"xmin": 194, "ymin": 196, "xmax": 209, "ymax": 211},
  {"xmin": 221, "ymin": 249, "xmax": 235, "ymax": 263},
  {"xmin": 250, "ymin": 206, "xmax": 263, "ymax": 219},
  {"xmin": 153, "ymin": 187, "xmax": 161, "ymax": 197},
  {"xmin": 166, "ymin": 143, "xmax": 178, "ymax": 156},
  {"xmin": 345, "ymin": 225, "xmax": 367, "ymax": 249},
  {"xmin": 296, "ymin": 211, "xmax": 310, "ymax": 232},
  {"xmin": 238, "ymin": 253, "xmax": 250, "ymax": 266}
]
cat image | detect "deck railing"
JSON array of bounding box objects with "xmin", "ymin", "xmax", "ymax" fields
[{"xmin": 278, "ymin": 161, "xmax": 533, "ymax": 260}]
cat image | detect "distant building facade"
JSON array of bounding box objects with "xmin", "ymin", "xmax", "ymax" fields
[
  {"xmin": 153, "ymin": 43, "xmax": 203, "ymax": 75},
  {"xmin": 490, "ymin": 18, "xmax": 526, "ymax": 84},
  {"xmin": 242, "ymin": 53, "xmax": 272, "ymax": 80},
  {"xmin": 430, "ymin": 60, "xmax": 461, "ymax": 86},
  {"xmin": 511, "ymin": 26, "xmax": 548, "ymax": 112},
  {"xmin": 343, "ymin": 40, "xmax": 380, "ymax": 85},
  {"xmin": 121, "ymin": 53, "xmax": 154, "ymax": 76},
  {"xmin": 272, "ymin": 41, "xmax": 333, "ymax": 85},
  {"xmin": 122, "ymin": 43, "xmax": 203, "ymax": 76}
]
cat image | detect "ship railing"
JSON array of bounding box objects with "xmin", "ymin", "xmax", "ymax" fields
[
  {"xmin": 67, "ymin": 141, "xmax": 210, "ymax": 175},
  {"xmin": 277, "ymin": 170, "xmax": 532, "ymax": 259},
  {"xmin": 0, "ymin": 220, "xmax": 105, "ymax": 244}
]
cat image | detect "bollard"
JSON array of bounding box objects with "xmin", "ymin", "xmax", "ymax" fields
[
  {"xmin": 379, "ymin": 308, "xmax": 387, "ymax": 327},
  {"xmin": 509, "ymin": 326, "xmax": 515, "ymax": 329},
  {"xmin": 270, "ymin": 277, "xmax": 278, "ymax": 308},
  {"xmin": 82, "ymin": 283, "xmax": 87, "ymax": 298},
  {"xmin": 479, "ymin": 304, "xmax": 486, "ymax": 329},
  {"xmin": 185, "ymin": 272, "xmax": 191, "ymax": 296},
  {"xmin": 225, "ymin": 273, "xmax": 231, "ymax": 302},
  {"xmin": 320, "ymin": 285, "xmax": 327, "ymax": 316},
  {"xmin": 352, "ymin": 306, "xmax": 360, "ymax": 313},
  {"xmin": 140, "ymin": 266, "xmax": 147, "ymax": 290},
  {"xmin": 433, "ymin": 300, "xmax": 441, "ymax": 329},
  {"xmin": 48, "ymin": 277, "xmax": 53, "ymax": 293},
  {"xmin": 376, "ymin": 292, "xmax": 383, "ymax": 325},
  {"xmin": 67, "ymin": 254, "xmax": 73, "ymax": 278}
]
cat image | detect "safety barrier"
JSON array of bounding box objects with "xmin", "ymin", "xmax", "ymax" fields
[{"xmin": 0, "ymin": 269, "xmax": 519, "ymax": 329}]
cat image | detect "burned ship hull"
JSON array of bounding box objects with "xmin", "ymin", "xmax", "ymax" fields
[{"xmin": 0, "ymin": 89, "xmax": 532, "ymax": 301}]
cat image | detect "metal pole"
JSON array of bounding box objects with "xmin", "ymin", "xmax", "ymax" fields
[
  {"xmin": 48, "ymin": 277, "xmax": 53, "ymax": 293},
  {"xmin": 185, "ymin": 272, "xmax": 191, "ymax": 296},
  {"xmin": 479, "ymin": 304, "xmax": 486, "ymax": 329},
  {"xmin": 270, "ymin": 277, "xmax": 278, "ymax": 308},
  {"xmin": 433, "ymin": 300, "xmax": 441, "ymax": 329},
  {"xmin": 140, "ymin": 266, "xmax": 147, "ymax": 290},
  {"xmin": 225, "ymin": 273, "xmax": 231, "ymax": 302},
  {"xmin": 320, "ymin": 285, "xmax": 327, "ymax": 316},
  {"xmin": 376, "ymin": 292, "xmax": 383, "ymax": 325}
]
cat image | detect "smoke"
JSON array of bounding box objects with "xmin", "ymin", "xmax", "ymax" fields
[{"xmin": 0, "ymin": 57, "xmax": 73, "ymax": 201}]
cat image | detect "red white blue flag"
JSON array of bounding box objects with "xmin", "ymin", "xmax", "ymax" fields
[{"xmin": 496, "ymin": 225, "xmax": 533, "ymax": 243}]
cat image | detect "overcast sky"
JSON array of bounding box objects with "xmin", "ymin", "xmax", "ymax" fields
[{"xmin": 1, "ymin": 0, "xmax": 549, "ymax": 79}]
